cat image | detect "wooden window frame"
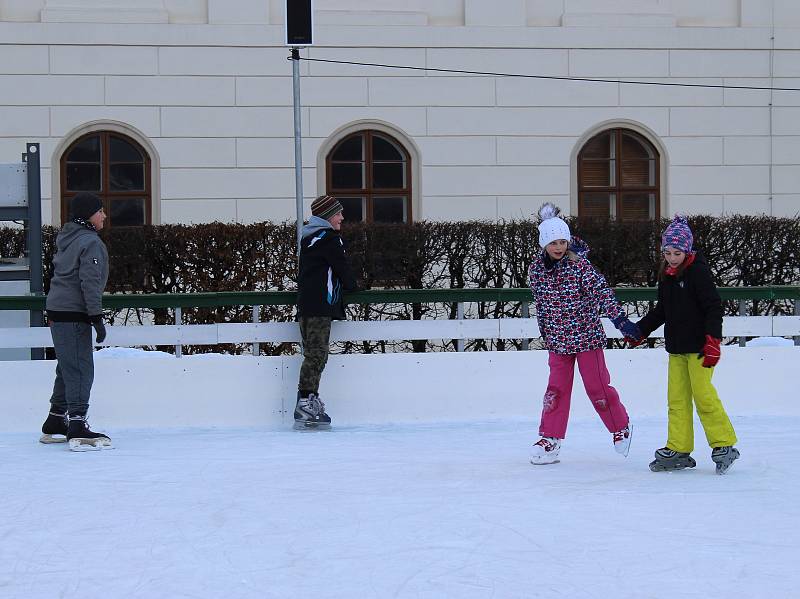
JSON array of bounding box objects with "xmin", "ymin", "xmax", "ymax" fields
[
  {"xmin": 325, "ymin": 130, "xmax": 413, "ymax": 223},
  {"xmin": 60, "ymin": 131, "xmax": 152, "ymax": 228},
  {"xmin": 577, "ymin": 128, "xmax": 660, "ymax": 221}
]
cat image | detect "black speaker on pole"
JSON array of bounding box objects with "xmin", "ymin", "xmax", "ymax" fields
[{"xmin": 286, "ymin": 0, "xmax": 313, "ymax": 46}]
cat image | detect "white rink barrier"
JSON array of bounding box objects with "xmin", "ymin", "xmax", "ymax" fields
[
  {"xmin": 0, "ymin": 315, "xmax": 799, "ymax": 349},
  {"xmin": 1, "ymin": 346, "xmax": 798, "ymax": 433}
]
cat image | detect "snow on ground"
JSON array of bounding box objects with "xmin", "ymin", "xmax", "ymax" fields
[{"xmin": 1, "ymin": 416, "xmax": 798, "ymax": 599}]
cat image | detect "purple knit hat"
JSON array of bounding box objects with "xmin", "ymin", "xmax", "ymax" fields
[{"xmin": 661, "ymin": 214, "xmax": 693, "ymax": 253}]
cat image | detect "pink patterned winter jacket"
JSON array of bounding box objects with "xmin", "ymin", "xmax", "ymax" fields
[{"xmin": 528, "ymin": 237, "xmax": 625, "ymax": 355}]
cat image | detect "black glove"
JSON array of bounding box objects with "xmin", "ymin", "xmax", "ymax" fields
[{"xmin": 89, "ymin": 315, "xmax": 106, "ymax": 343}]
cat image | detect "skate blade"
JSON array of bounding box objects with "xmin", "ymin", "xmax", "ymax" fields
[
  {"xmin": 530, "ymin": 458, "xmax": 560, "ymax": 466},
  {"xmin": 293, "ymin": 421, "xmax": 332, "ymax": 431},
  {"xmin": 39, "ymin": 434, "xmax": 67, "ymax": 444},
  {"xmin": 649, "ymin": 461, "xmax": 696, "ymax": 472},
  {"xmin": 68, "ymin": 438, "xmax": 113, "ymax": 452}
]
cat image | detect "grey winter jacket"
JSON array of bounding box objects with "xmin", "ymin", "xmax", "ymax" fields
[{"xmin": 46, "ymin": 222, "xmax": 109, "ymax": 317}]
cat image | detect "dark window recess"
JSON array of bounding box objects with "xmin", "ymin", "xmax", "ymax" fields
[
  {"xmin": 326, "ymin": 130, "xmax": 412, "ymax": 223},
  {"xmin": 577, "ymin": 129, "xmax": 659, "ymax": 221},
  {"xmin": 60, "ymin": 131, "xmax": 151, "ymax": 228}
]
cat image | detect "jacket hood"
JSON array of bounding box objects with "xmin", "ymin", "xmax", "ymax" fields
[
  {"xmin": 56, "ymin": 222, "xmax": 97, "ymax": 252},
  {"xmin": 301, "ymin": 216, "xmax": 334, "ymax": 240}
]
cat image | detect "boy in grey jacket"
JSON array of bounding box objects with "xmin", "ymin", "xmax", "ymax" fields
[{"xmin": 41, "ymin": 192, "xmax": 112, "ymax": 451}]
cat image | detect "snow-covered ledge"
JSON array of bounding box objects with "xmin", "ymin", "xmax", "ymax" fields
[{"xmin": 2, "ymin": 346, "xmax": 798, "ymax": 433}]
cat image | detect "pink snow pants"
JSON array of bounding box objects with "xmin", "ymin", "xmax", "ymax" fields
[{"xmin": 538, "ymin": 349, "xmax": 629, "ymax": 439}]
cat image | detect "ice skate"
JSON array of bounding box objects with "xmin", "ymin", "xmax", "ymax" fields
[
  {"xmin": 530, "ymin": 437, "xmax": 561, "ymax": 465},
  {"xmin": 293, "ymin": 392, "xmax": 331, "ymax": 431},
  {"xmin": 67, "ymin": 415, "xmax": 112, "ymax": 451},
  {"xmin": 613, "ymin": 425, "xmax": 632, "ymax": 457},
  {"xmin": 649, "ymin": 447, "xmax": 696, "ymax": 472},
  {"xmin": 711, "ymin": 446, "xmax": 740, "ymax": 475},
  {"xmin": 39, "ymin": 410, "xmax": 68, "ymax": 444}
]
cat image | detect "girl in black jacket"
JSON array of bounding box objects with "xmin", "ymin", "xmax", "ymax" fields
[{"xmin": 634, "ymin": 215, "xmax": 739, "ymax": 474}]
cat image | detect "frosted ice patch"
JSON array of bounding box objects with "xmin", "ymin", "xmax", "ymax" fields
[{"xmin": 746, "ymin": 336, "xmax": 795, "ymax": 347}]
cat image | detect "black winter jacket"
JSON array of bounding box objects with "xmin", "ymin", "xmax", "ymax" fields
[
  {"xmin": 636, "ymin": 251, "xmax": 723, "ymax": 354},
  {"xmin": 296, "ymin": 218, "xmax": 357, "ymax": 320}
]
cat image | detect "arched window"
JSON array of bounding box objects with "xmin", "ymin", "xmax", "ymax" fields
[
  {"xmin": 577, "ymin": 128, "xmax": 659, "ymax": 220},
  {"xmin": 60, "ymin": 131, "xmax": 151, "ymax": 227},
  {"xmin": 326, "ymin": 130, "xmax": 412, "ymax": 223}
]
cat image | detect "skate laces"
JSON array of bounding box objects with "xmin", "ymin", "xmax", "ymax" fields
[
  {"xmin": 310, "ymin": 394, "xmax": 326, "ymax": 416},
  {"xmin": 613, "ymin": 427, "xmax": 629, "ymax": 444},
  {"xmin": 534, "ymin": 437, "xmax": 557, "ymax": 451}
]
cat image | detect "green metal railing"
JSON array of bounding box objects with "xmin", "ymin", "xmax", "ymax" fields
[{"xmin": 0, "ymin": 286, "xmax": 799, "ymax": 311}]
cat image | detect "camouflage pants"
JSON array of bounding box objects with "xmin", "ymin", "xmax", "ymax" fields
[{"xmin": 298, "ymin": 316, "xmax": 332, "ymax": 394}]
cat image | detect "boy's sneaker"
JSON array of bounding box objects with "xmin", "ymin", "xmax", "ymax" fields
[
  {"xmin": 711, "ymin": 446, "xmax": 740, "ymax": 475},
  {"xmin": 293, "ymin": 393, "xmax": 331, "ymax": 430},
  {"xmin": 649, "ymin": 447, "xmax": 696, "ymax": 472},
  {"xmin": 67, "ymin": 414, "xmax": 112, "ymax": 451},
  {"xmin": 40, "ymin": 410, "xmax": 68, "ymax": 444},
  {"xmin": 530, "ymin": 437, "xmax": 561, "ymax": 465},
  {"xmin": 613, "ymin": 425, "xmax": 632, "ymax": 457}
]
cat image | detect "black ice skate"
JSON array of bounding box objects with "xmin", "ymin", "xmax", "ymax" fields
[
  {"xmin": 67, "ymin": 414, "xmax": 113, "ymax": 451},
  {"xmin": 649, "ymin": 447, "xmax": 696, "ymax": 472},
  {"xmin": 293, "ymin": 392, "xmax": 331, "ymax": 431},
  {"xmin": 39, "ymin": 410, "xmax": 68, "ymax": 444},
  {"xmin": 711, "ymin": 446, "xmax": 740, "ymax": 475}
]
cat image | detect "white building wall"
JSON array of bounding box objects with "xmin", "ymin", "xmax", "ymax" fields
[{"xmin": 0, "ymin": 1, "xmax": 798, "ymax": 224}]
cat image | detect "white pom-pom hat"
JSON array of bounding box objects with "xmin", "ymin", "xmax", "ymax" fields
[{"xmin": 537, "ymin": 202, "xmax": 571, "ymax": 247}]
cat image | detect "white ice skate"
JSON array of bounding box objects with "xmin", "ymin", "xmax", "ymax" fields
[
  {"xmin": 530, "ymin": 437, "xmax": 561, "ymax": 465},
  {"xmin": 613, "ymin": 425, "xmax": 632, "ymax": 457}
]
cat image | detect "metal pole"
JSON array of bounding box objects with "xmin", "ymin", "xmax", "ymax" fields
[
  {"xmin": 291, "ymin": 47, "xmax": 304, "ymax": 255},
  {"xmin": 521, "ymin": 301, "xmax": 530, "ymax": 351},
  {"xmin": 456, "ymin": 302, "xmax": 464, "ymax": 352},
  {"xmin": 738, "ymin": 299, "xmax": 746, "ymax": 347},
  {"xmin": 795, "ymin": 300, "xmax": 799, "ymax": 347},
  {"xmin": 25, "ymin": 143, "xmax": 44, "ymax": 360},
  {"xmin": 175, "ymin": 306, "xmax": 182, "ymax": 358},
  {"xmin": 252, "ymin": 304, "xmax": 260, "ymax": 357}
]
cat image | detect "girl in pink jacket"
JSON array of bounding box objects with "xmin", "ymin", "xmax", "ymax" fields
[{"xmin": 528, "ymin": 203, "xmax": 640, "ymax": 465}]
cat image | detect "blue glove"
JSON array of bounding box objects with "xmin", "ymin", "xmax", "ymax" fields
[{"xmin": 612, "ymin": 316, "xmax": 642, "ymax": 343}]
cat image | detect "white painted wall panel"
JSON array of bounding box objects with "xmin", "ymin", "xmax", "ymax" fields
[
  {"xmin": 773, "ymin": 107, "xmax": 800, "ymax": 135},
  {"xmin": 161, "ymin": 167, "xmax": 303, "ymax": 199},
  {"xmin": 663, "ymin": 137, "xmax": 723, "ymax": 165},
  {"xmin": 425, "ymin": 165, "xmax": 568, "ymax": 196},
  {"xmin": 497, "ymin": 78, "xmax": 618, "ymax": 107},
  {"xmin": 154, "ymin": 138, "xmax": 237, "ymax": 168},
  {"xmin": 496, "ymin": 137, "xmax": 575, "ymax": 166},
  {"xmin": 773, "ymin": 79, "xmax": 800, "ymax": 107},
  {"xmin": 772, "ymin": 137, "xmax": 800, "ymax": 165},
  {"xmin": 50, "ymin": 106, "xmax": 160, "ymax": 136},
  {"xmin": 236, "ymin": 76, "xmax": 368, "ymax": 107},
  {"xmin": 236, "ymin": 198, "xmax": 301, "ymax": 224},
  {"xmin": 417, "ymin": 136, "xmax": 496, "ymax": 166},
  {"xmin": 669, "ymin": 107, "xmax": 770, "ymax": 136},
  {"xmin": 306, "ymin": 48, "xmax": 426, "ymax": 77},
  {"xmin": 774, "ymin": 51, "xmax": 800, "ymax": 78},
  {"xmin": 159, "ymin": 47, "xmax": 301, "ymax": 76},
  {"xmin": 620, "ymin": 79, "xmax": 722, "ymax": 107},
  {"xmin": 236, "ymin": 137, "xmax": 322, "ymax": 168},
  {"xmin": 670, "ymin": 166, "xmax": 770, "ymax": 195},
  {"xmin": 773, "ymin": 165, "xmax": 800, "ymax": 195},
  {"xmin": 722, "ymin": 195, "xmax": 772, "ymax": 215},
  {"xmin": 668, "ymin": 194, "xmax": 724, "ymax": 215},
  {"xmin": 724, "ymin": 136, "xmax": 770, "ymax": 165},
  {"xmin": 161, "ymin": 107, "xmax": 304, "ymax": 137},
  {"xmin": 0, "ymin": 74, "xmax": 104, "ymax": 105},
  {"xmin": 51, "ymin": 45, "xmax": 158, "ymax": 75},
  {"xmin": 0, "ymin": 107, "xmax": 49, "ymax": 136},
  {"xmin": 106, "ymin": 76, "xmax": 236, "ymax": 106},
  {"xmin": 498, "ymin": 195, "xmax": 568, "ymax": 219},
  {"xmin": 428, "ymin": 107, "xmax": 669, "ymax": 136},
  {"xmin": 421, "ymin": 196, "xmax": 498, "ymax": 221},
  {"xmin": 369, "ymin": 77, "xmax": 495, "ymax": 107},
  {"xmin": 426, "ymin": 48, "xmax": 568, "ymax": 77},
  {"xmin": 308, "ymin": 107, "xmax": 427, "ymax": 137},
  {"xmin": 569, "ymin": 49, "xmax": 669, "ymax": 77},
  {"xmin": 0, "ymin": 45, "xmax": 49, "ymax": 74},
  {"xmin": 160, "ymin": 198, "xmax": 237, "ymax": 223},
  {"xmin": 669, "ymin": 50, "xmax": 771, "ymax": 78},
  {"xmin": 772, "ymin": 195, "xmax": 800, "ymax": 217}
]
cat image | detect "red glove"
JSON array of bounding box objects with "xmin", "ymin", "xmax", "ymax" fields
[{"xmin": 700, "ymin": 335, "xmax": 721, "ymax": 368}]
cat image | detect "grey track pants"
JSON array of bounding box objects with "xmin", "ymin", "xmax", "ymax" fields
[{"xmin": 49, "ymin": 321, "xmax": 94, "ymax": 416}]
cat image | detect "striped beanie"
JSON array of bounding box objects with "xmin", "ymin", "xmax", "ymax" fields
[
  {"xmin": 661, "ymin": 214, "xmax": 693, "ymax": 253},
  {"xmin": 311, "ymin": 194, "xmax": 344, "ymax": 220}
]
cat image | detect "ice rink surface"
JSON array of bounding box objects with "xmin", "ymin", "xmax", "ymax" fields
[{"xmin": 1, "ymin": 416, "xmax": 797, "ymax": 599}]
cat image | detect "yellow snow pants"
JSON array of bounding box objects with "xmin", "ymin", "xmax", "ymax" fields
[{"xmin": 666, "ymin": 353, "xmax": 737, "ymax": 453}]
